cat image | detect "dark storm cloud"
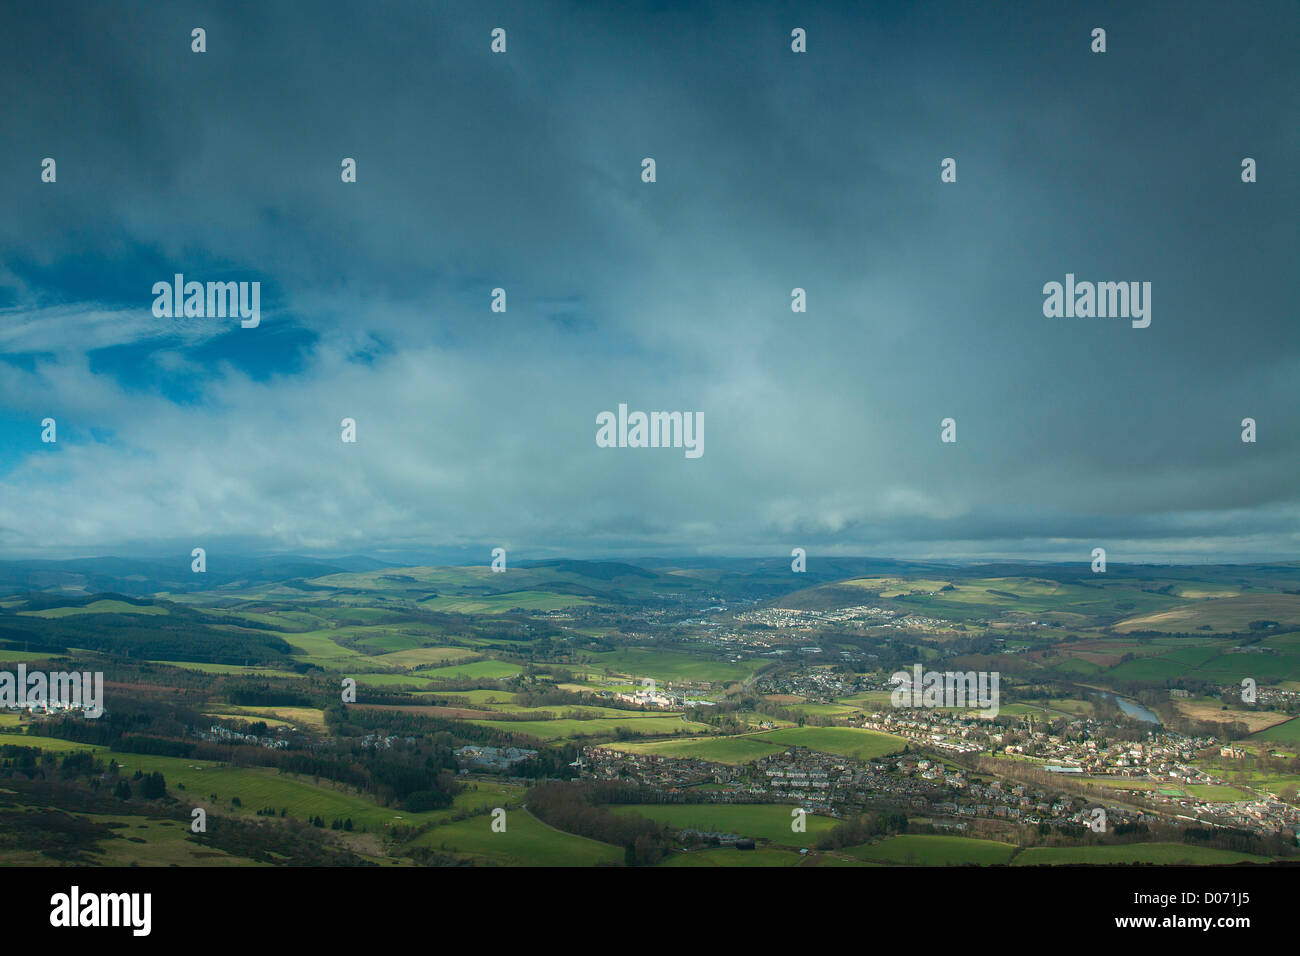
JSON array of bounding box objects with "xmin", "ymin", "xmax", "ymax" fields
[{"xmin": 0, "ymin": 0, "xmax": 1295, "ymax": 561}]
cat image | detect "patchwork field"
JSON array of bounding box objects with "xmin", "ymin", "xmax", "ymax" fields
[
  {"xmin": 1114, "ymin": 594, "xmax": 1300, "ymax": 634},
  {"xmin": 1173, "ymin": 697, "xmax": 1290, "ymax": 733},
  {"xmin": 1249, "ymin": 717, "xmax": 1300, "ymax": 744},
  {"xmin": 3, "ymin": 557, "xmax": 1298, "ymax": 869}
]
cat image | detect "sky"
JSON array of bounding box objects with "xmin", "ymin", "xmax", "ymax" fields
[{"xmin": 0, "ymin": 0, "xmax": 1296, "ymax": 564}]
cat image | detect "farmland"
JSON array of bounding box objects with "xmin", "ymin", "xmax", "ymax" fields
[
  {"xmin": 847, "ymin": 834, "xmax": 1018, "ymax": 865},
  {"xmin": 1, "ymin": 556, "xmax": 1298, "ymax": 868},
  {"xmin": 750, "ymin": 727, "xmax": 907, "ymax": 761},
  {"xmin": 410, "ymin": 809, "xmax": 623, "ymax": 866},
  {"xmin": 607, "ymin": 803, "xmax": 838, "ymax": 845},
  {"xmin": 1012, "ymin": 843, "xmax": 1272, "ymax": 866}
]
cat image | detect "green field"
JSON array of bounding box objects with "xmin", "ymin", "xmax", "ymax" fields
[
  {"xmin": 0, "ymin": 809, "xmax": 265, "ymax": 867},
  {"xmin": 751, "ymin": 726, "xmax": 907, "ymax": 761},
  {"xmin": 0, "ymin": 731, "xmax": 107, "ymax": 753},
  {"xmin": 154, "ymin": 661, "xmax": 303, "ymax": 678},
  {"xmin": 1012, "ymin": 843, "xmax": 1271, "ymax": 865},
  {"xmin": 86, "ymin": 814, "xmax": 265, "ymax": 867},
  {"xmin": 279, "ymin": 630, "xmax": 364, "ymax": 665},
  {"xmin": 847, "ymin": 834, "xmax": 1018, "ymax": 865},
  {"xmin": 660, "ymin": 847, "xmax": 806, "ymax": 867},
  {"xmin": 1250, "ymin": 717, "xmax": 1300, "ymax": 744},
  {"xmin": 602, "ymin": 735, "xmax": 785, "ymax": 765},
  {"xmin": 608, "ymin": 803, "xmax": 836, "ymax": 845},
  {"xmin": 1185, "ymin": 784, "xmax": 1257, "ymax": 802},
  {"xmin": 369, "ymin": 647, "xmax": 480, "ymax": 669},
  {"xmin": 217, "ymin": 706, "xmax": 328, "ymax": 732},
  {"xmin": 468, "ymin": 714, "xmax": 709, "ymax": 742},
  {"xmin": 1115, "ymin": 594, "xmax": 1300, "ymax": 634},
  {"xmin": 18, "ymin": 600, "xmax": 169, "ymax": 618},
  {"xmin": 0, "ymin": 746, "xmax": 525, "ymax": 833},
  {"xmin": 411, "ymin": 808, "xmax": 622, "ymax": 865},
  {"xmin": 6, "ymin": 558, "xmax": 1300, "ymax": 868},
  {"xmin": 349, "ymin": 672, "xmax": 434, "ymax": 690},
  {"xmin": 421, "ymin": 660, "xmax": 522, "ymax": 680},
  {"xmin": 0, "ymin": 649, "xmax": 70, "ymax": 663},
  {"xmin": 418, "ymin": 591, "xmax": 593, "ymax": 614},
  {"xmin": 785, "ymin": 702, "xmax": 864, "ymax": 718},
  {"xmin": 590, "ymin": 648, "xmax": 753, "ymax": 685}
]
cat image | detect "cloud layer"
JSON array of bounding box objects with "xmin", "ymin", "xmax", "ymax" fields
[{"xmin": 0, "ymin": 0, "xmax": 1296, "ymax": 561}]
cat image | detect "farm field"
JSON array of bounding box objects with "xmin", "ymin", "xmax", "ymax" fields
[
  {"xmin": 0, "ymin": 650, "xmax": 69, "ymax": 663},
  {"xmin": 0, "ymin": 731, "xmax": 107, "ymax": 753},
  {"xmin": 85, "ymin": 814, "xmax": 265, "ymax": 867},
  {"xmin": 588, "ymin": 648, "xmax": 753, "ymax": 684},
  {"xmin": 110, "ymin": 756, "xmax": 431, "ymax": 830},
  {"xmin": 660, "ymin": 847, "xmax": 807, "ymax": 867},
  {"xmin": 1012, "ymin": 843, "xmax": 1272, "ymax": 865},
  {"xmin": 466, "ymin": 714, "xmax": 709, "ymax": 742},
  {"xmin": 417, "ymin": 660, "xmax": 522, "ymax": 680},
  {"xmin": 857, "ymin": 576, "xmax": 1185, "ymax": 625},
  {"xmin": 368, "ymin": 647, "xmax": 481, "ymax": 669},
  {"xmin": 603, "ymin": 726, "xmax": 907, "ymax": 764},
  {"xmin": 750, "ymin": 726, "xmax": 907, "ymax": 761},
  {"xmin": 411, "ymin": 808, "xmax": 622, "ymax": 866},
  {"xmin": 1249, "ymin": 717, "xmax": 1300, "ymax": 744},
  {"xmin": 784, "ymin": 701, "xmax": 864, "ymax": 718},
  {"xmin": 219, "ymin": 706, "xmax": 329, "ymax": 733},
  {"xmin": 600, "ymin": 735, "xmax": 785, "ymax": 765},
  {"xmin": 154, "ymin": 661, "xmax": 304, "ymax": 679},
  {"xmin": 608, "ymin": 803, "xmax": 837, "ymax": 845},
  {"xmin": 847, "ymin": 834, "xmax": 1018, "ymax": 866},
  {"xmin": 1173, "ymin": 697, "xmax": 1291, "ymax": 733},
  {"xmin": 1045, "ymin": 698, "xmax": 1096, "ymax": 716},
  {"xmin": 3, "ymin": 555, "xmax": 1299, "ymax": 869},
  {"xmin": 18, "ymin": 600, "xmax": 169, "ymax": 618},
  {"xmin": 1114, "ymin": 594, "xmax": 1300, "ymax": 634},
  {"xmin": 837, "ymin": 691, "xmax": 895, "ymax": 709},
  {"xmin": 351, "ymin": 672, "xmax": 438, "ymax": 689},
  {"xmin": 26, "ymin": 752, "xmax": 524, "ymax": 834},
  {"xmin": 0, "ymin": 808, "xmax": 265, "ymax": 867},
  {"xmin": 279, "ymin": 631, "xmax": 364, "ymax": 665},
  {"xmin": 418, "ymin": 591, "xmax": 593, "ymax": 614},
  {"xmin": 1185, "ymin": 784, "xmax": 1257, "ymax": 802}
]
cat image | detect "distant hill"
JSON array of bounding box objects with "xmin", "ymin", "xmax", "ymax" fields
[
  {"xmin": 0, "ymin": 554, "xmax": 396, "ymax": 596},
  {"xmin": 518, "ymin": 559, "xmax": 658, "ymax": 581}
]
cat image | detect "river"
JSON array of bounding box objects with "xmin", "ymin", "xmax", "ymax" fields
[{"xmin": 1097, "ymin": 691, "xmax": 1161, "ymax": 725}]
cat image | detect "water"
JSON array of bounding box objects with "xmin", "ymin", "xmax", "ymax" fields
[{"xmin": 1098, "ymin": 691, "xmax": 1161, "ymax": 725}]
